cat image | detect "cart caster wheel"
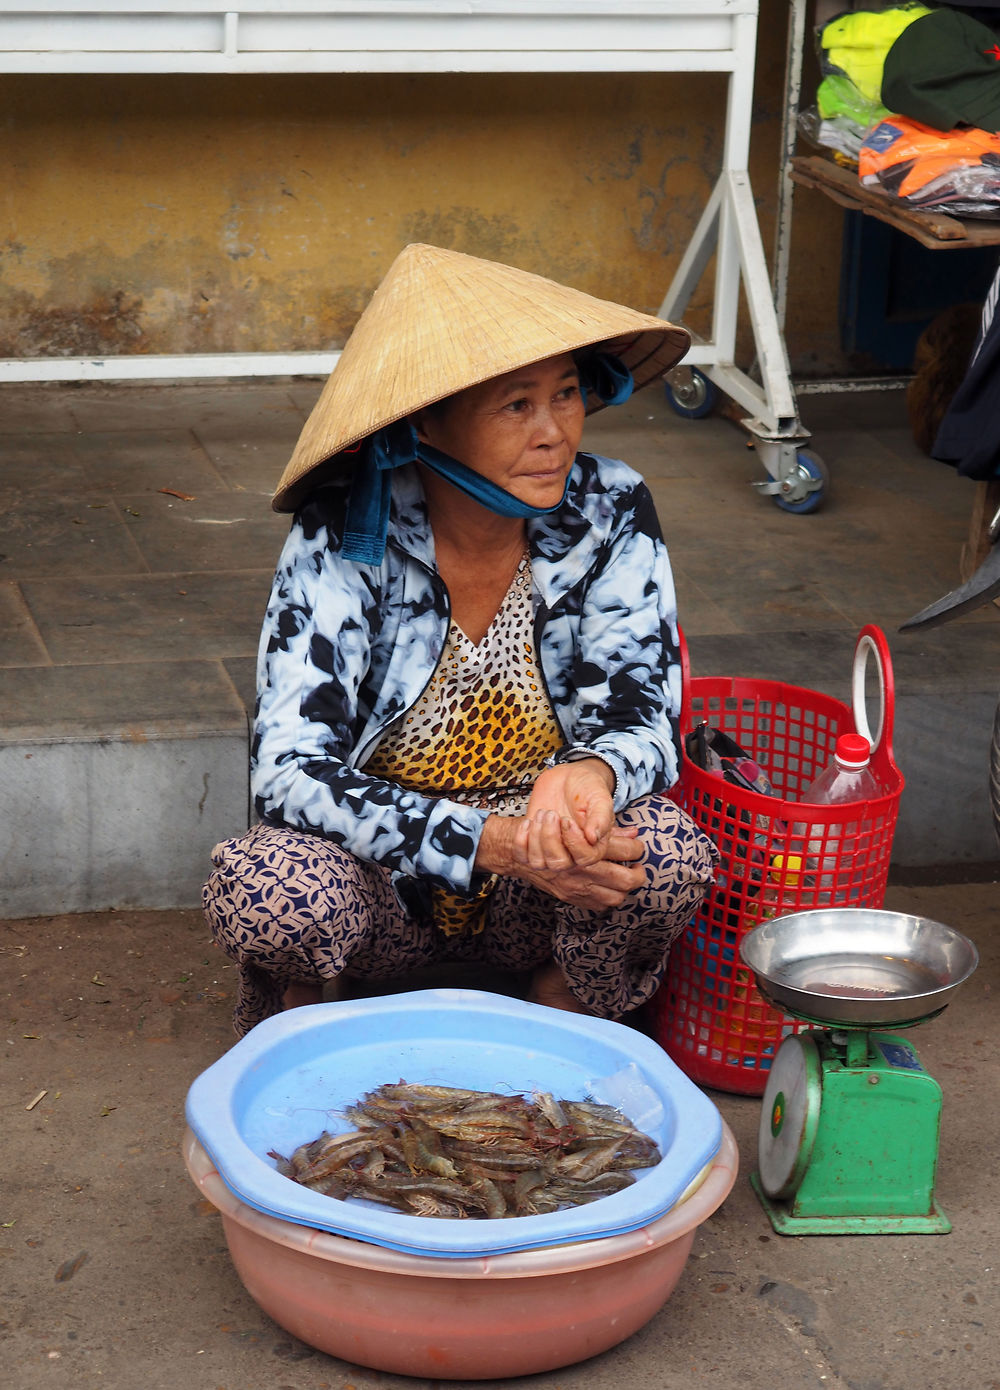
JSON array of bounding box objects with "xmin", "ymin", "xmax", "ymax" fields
[
  {"xmin": 773, "ymin": 450, "xmax": 829, "ymax": 514},
  {"xmin": 664, "ymin": 368, "xmax": 718, "ymax": 419}
]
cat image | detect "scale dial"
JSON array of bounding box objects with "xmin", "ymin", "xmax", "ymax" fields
[{"xmin": 757, "ymin": 1033, "xmax": 823, "ymax": 1199}]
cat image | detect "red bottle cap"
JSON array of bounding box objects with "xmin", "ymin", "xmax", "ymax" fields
[{"xmin": 835, "ymin": 732, "xmax": 871, "ymax": 767}]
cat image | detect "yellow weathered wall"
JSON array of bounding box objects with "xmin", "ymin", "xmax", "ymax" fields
[{"xmin": 0, "ymin": 3, "xmax": 845, "ymax": 373}]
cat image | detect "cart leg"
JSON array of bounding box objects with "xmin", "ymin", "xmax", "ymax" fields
[
  {"xmin": 658, "ymin": 173, "xmax": 818, "ymax": 492},
  {"xmin": 658, "ymin": 180, "xmax": 723, "ymax": 325}
]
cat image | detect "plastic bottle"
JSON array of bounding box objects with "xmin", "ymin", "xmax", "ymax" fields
[
  {"xmin": 795, "ymin": 733, "xmax": 883, "ymax": 901},
  {"xmin": 801, "ymin": 732, "xmax": 882, "ymax": 808}
]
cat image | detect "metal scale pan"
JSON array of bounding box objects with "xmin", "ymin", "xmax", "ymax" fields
[
  {"xmin": 739, "ymin": 910, "xmax": 979, "ymax": 1236},
  {"xmin": 740, "ymin": 908, "xmax": 979, "ymax": 1029}
]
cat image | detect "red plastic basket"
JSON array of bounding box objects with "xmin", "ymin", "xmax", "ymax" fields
[{"xmin": 650, "ymin": 625, "xmax": 904, "ymax": 1095}]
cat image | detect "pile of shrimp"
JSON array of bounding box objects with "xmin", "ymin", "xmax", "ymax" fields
[{"xmin": 269, "ymin": 1081, "xmax": 662, "ymax": 1219}]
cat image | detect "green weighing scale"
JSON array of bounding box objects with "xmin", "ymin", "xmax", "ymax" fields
[{"xmin": 740, "ymin": 910, "xmax": 979, "ymax": 1236}]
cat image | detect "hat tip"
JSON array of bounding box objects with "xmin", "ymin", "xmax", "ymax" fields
[{"xmin": 398, "ymin": 241, "xmax": 465, "ymax": 263}]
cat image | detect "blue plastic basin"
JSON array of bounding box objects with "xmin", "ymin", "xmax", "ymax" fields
[{"xmin": 185, "ymin": 989, "xmax": 722, "ymax": 1258}]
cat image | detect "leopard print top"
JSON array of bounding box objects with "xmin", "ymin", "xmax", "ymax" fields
[{"xmin": 364, "ymin": 551, "xmax": 562, "ymax": 934}]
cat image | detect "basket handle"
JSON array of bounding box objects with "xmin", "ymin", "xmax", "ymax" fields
[
  {"xmin": 853, "ymin": 624, "xmax": 895, "ymax": 759},
  {"xmin": 679, "ymin": 621, "xmax": 896, "ymax": 765}
]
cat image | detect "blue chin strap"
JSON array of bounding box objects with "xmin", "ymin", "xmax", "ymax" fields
[
  {"xmin": 577, "ymin": 351, "xmax": 633, "ymax": 408},
  {"xmin": 342, "ymin": 351, "xmax": 633, "ymax": 564}
]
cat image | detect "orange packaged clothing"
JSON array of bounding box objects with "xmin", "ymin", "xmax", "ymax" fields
[{"xmin": 859, "ymin": 115, "xmax": 1000, "ymax": 215}]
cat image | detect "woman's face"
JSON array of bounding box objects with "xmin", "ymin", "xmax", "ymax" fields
[{"xmin": 413, "ymin": 352, "xmax": 586, "ymax": 510}]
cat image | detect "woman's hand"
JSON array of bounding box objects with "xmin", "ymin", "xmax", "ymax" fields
[
  {"xmin": 522, "ymin": 759, "xmax": 617, "ymax": 867},
  {"xmin": 474, "ymin": 758, "xmax": 649, "ymax": 912},
  {"xmin": 475, "ymin": 812, "xmax": 646, "ymax": 911},
  {"xmin": 513, "ymin": 820, "xmax": 646, "ymax": 911}
]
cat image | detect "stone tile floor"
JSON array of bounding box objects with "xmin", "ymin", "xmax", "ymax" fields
[
  {"xmin": 2, "ymin": 375, "xmax": 999, "ymax": 909},
  {"xmin": 2, "ymin": 376, "xmax": 993, "ymax": 705}
]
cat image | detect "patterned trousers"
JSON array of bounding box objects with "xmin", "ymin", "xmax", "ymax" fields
[{"xmin": 202, "ymin": 794, "xmax": 716, "ymax": 1036}]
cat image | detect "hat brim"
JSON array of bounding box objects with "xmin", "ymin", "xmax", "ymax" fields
[{"xmin": 272, "ymin": 244, "xmax": 690, "ymax": 513}]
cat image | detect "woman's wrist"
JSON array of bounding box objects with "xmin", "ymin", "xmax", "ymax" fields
[
  {"xmin": 547, "ymin": 749, "xmax": 617, "ymax": 797},
  {"xmin": 474, "ymin": 814, "xmax": 517, "ymax": 876},
  {"xmin": 573, "ymin": 755, "xmax": 616, "ymax": 795}
]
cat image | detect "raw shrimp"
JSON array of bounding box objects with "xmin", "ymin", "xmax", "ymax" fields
[{"xmin": 271, "ymin": 1081, "xmax": 662, "ymax": 1219}]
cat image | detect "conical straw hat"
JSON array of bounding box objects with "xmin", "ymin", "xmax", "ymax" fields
[{"xmin": 272, "ymin": 243, "xmax": 690, "ymax": 512}]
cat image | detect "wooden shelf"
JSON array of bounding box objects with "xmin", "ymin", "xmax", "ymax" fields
[{"xmin": 791, "ymin": 154, "xmax": 1000, "ymax": 250}]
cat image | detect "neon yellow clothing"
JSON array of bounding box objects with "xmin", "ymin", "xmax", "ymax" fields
[
  {"xmin": 821, "ymin": 4, "xmax": 932, "ymax": 104},
  {"xmin": 816, "ymin": 71, "xmax": 890, "ymax": 127}
]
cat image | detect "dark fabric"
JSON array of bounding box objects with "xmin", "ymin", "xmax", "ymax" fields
[
  {"xmin": 577, "ymin": 351, "xmax": 633, "ymax": 407},
  {"xmin": 932, "ymin": 261, "xmax": 1000, "ymax": 478},
  {"xmin": 882, "ymin": 9, "xmax": 1000, "ymax": 133}
]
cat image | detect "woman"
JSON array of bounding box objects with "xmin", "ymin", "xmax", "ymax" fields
[{"xmin": 204, "ymin": 243, "xmax": 717, "ymax": 1036}]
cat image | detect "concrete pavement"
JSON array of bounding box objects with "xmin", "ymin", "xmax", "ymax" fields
[{"xmin": 2, "ymin": 878, "xmax": 997, "ymax": 1390}]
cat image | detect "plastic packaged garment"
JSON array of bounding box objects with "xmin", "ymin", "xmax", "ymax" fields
[
  {"xmin": 859, "ymin": 115, "xmax": 1000, "ymax": 216},
  {"xmin": 817, "ymin": 69, "xmax": 890, "ymax": 128},
  {"xmin": 802, "ymin": 5, "xmax": 931, "ymax": 163},
  {"xmin": 799, "ymin": 104, "xmax": 877, "ymax": 163},
  {"xmin": 799, "ymin": 72, "xmax": 889, "ymax": 162}
]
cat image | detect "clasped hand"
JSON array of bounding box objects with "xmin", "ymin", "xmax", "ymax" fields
[{"xmin": 484, "ymin": 759, "xmax": 647, "ymax": 912}]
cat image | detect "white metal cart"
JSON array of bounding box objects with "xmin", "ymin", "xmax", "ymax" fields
[
  {"xmin": 769, "ymin": 0, "xmax": 1000, "ymax": 521},
  {"xmin": 0, "ymin": 0, "xmax": 817, "ymax": 505}
]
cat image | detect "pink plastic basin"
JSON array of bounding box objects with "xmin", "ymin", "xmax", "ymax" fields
[{"xmin": 183, "ymin": 1122, "xmax": 738, "ymax": 1380}]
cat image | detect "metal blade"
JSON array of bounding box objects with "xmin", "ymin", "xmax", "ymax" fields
[{"xmin": 900, "ymin": 541, "xmax": 1000, "ymax": 630}]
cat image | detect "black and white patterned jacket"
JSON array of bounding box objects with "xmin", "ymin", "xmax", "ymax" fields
[{"xmin": 252, "ymin": 451, "xmax": 681, "ymax": 904}]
